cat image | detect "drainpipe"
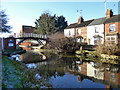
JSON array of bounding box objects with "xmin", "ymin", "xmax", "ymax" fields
[
  {"xmin": 2, "ymin": 38, "xmax": 4, "ymax": 52},
  {"xmin": 104, "ymin": 24, "xmax": 106, "ymax": 45}
]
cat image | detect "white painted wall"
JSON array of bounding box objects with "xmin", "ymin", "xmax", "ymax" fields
[
  {"xmin": 87, "ymin": 63, "xmax": 104, "ymax": 80},
  {"xmin": 87, "ymin": 24, "xmax": 104, "ymax": 45},
  {"xmin": 64, "ymin": 28, "xmax": 75, "ymax": 37}
]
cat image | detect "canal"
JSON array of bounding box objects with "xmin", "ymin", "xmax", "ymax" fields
[{"xmin": 16, "ymin": 50, "xmax": 120, "ymax": 88}]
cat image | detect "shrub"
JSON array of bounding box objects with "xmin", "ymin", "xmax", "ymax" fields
[
  {"xmin": 95, "ymin": 43, "xmax": 120, "ymax": 56},
  {"xmin": 45, "ymin": 32, "xmax": 80, "ymax": 53}
]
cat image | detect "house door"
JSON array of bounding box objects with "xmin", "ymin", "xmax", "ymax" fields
[{"xmin": 88, "ymin": 38, "xmax": 90, "ymax": 45}]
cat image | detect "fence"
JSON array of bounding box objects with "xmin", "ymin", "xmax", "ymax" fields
[{"xmin": 16, "ymin": 33, "xmax": 48, "ymax": 39}]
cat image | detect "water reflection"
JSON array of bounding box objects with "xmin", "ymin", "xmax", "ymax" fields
[
  {"xmin": 20, "ymin": 50, "xmax": 46, "ymax": 64},
  {"xmin": 20, "ymin": 51, "xmax": 120, "ymax": 88}
]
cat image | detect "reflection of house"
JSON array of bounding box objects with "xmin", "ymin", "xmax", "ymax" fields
[
  {"xmin": 87, "ymin": 62, "xmax": 104, "ymax": 80},
  {"xmin": 77, "ymin": 62, "xmax": 87, "ymax": 75},
  {"xmin": 76, "ymin": 61, "xmax": 120, "ymax": 88},
  {"xmin": 105, "ymin": 71, "xmax": 120, "ymax": 86}
]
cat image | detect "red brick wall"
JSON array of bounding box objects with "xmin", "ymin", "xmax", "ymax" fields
[
  {"xmin": 21, "ymin": 26, "xmax": 34, "ymax": 34},
  {"xmin": 4, "ymin": 37, "xmax": 16, "ymax": 49},
  {"xmin": 104, "ymin": 71, "xmax": 120, "ymax": 85},
  {"xmin": 105, "ymin": 22, "xmax": 120, "ymax": 44},
  {"xmin": 105, "ymin": 22, "xmax": 120, "ymax": 34},
  {"xmin": 79, "ymin": 62, "xmax": 87, "ymax": 75},
  {"xmin": 81, "ymin": 27, "xmax": 87, "ymax": 43},
  {"xmin": 20, "ymin": 42, "xmax": 32, "ymax": 50}
]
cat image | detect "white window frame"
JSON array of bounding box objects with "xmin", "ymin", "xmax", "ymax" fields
[
  {"xmin": 106, "ymin": 36, "xmax": 117, "ymax": 45},
  {"xmin": 109, "ymin": 24, "xmax": 116, "ymax": 32},
  {"xmin": 8, "ymin": 43, "xmax": 14, "ymax": 47},
  {"xmin": 95, "ymin": 27, "xmax": 99, "ymax": 33}
]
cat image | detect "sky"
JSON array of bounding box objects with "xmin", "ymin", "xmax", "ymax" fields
[{"xmin": 0, "ymin": 0, "xmax": 119, "ymax": 37}]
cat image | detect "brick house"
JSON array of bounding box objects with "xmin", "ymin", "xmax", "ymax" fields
[
  {"xmin": 75, "ymin": 18, "xmax": 94, "ymax": 43},
  {"xmin": 64, "ymin": 9, "xmax": 120, "ymax": 45},
  {"xmin": 64, "ymin": 17, "xmax": 93, "ymax": 43},
  {"xmin": 104, "ymin": 9, "xmax": 120, "ymax": 45},
  {"xmin": 19, "ymin": 25, "xmax": 35, "ymax": 48},
  {"xmin": 20, "ymin": 25, "xmax": 34, "ymax": 35},
  {"xmin": 4, "ymin": 37, "xmax": 16, "ymax": 50}
]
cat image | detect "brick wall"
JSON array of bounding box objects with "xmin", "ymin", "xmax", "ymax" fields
[
  {"xmin": 79, "ymin": 62, "xmax": 87, "ymax": 75},
  {"xmin": 104, "ymin": 71, "xmax": 120, "ymax": 85},
  {"xmin": 4, "ymin": 37, "xmax": 16, "ymax": 49},
  {"xmin": 105, "ymin": 22, "xmax": 120, "ymax": 34},
  {"xmin": 22, "ymin": 26, "xmax": 34, "ymax": 33},
  {"xmin": 105, "ymin": 22, "xmax": 120, "ymax": 44},
  {"xmin": 81, "ymin": 27, "xmax": 87, "ymax": 43}
]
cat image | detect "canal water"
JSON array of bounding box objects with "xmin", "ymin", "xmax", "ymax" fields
[{"xmin": 18, "ymin": 50, "xmax": 120, "ymax": 88}]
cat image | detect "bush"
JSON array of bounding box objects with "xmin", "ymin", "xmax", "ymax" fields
[
  {"xmin": 95, "ymin": 44, "xmax": 120, "ymax": 56},
  {"xmin": 58, "ymin": 37, "xmax": 80, "ymax": 53},
  {"xmin": 45, "ymin": 32, "xmax": 80, "ymax": 53}
]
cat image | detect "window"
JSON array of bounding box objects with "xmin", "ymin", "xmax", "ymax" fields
[
  {"xmin": 78, "ymin": 66, "xmax": 81, "ymax": 72},
  {"xmin": 94, "ymin": 38, "xmax": 98, "ymax": 45},
  {"xmin": 8, "ymin": 43, "xmax": 14, "ymax": 47},
  {"xmin": 69, "ymin": 31, "xmax": 71, "ymax": 36},
  {"xmin": 106, "ymin": 36, "xmax": 116, "ymax": 45},
  {"xmin": 95, "ymin": 27, "xmax": 99, "ymax": 33},
  {"xmin": 109, "ymin": 24, "xmax": 116, "ymax": 32},
  {"xmin": 77, "ymin": 29, "xmax": 81, "ymax": 35},
  {"xmin": 110, "ymin": 73, "xmax": 116, "ymax": 82}
]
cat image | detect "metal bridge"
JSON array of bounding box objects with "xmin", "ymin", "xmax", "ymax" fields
[{"xmin": 14, "ymin": 33, "xmax": 49, "ymax": 45}]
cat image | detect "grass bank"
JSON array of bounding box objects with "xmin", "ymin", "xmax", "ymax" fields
[
  {"xmin": 3, "ymin": 49, "xmax": 26, "ymax": 55},
  {"xmin": 2, "ymin": 55, "xmax": 50, "ymax": 88}
]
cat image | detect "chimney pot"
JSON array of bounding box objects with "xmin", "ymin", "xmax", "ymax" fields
[
  {"xmin": 78, "ymin": 16, "xmax": 84, "ymax": 24},
  {"xmin": 106, "ymin": 9, "xmax": 113, "ymax": 18}
]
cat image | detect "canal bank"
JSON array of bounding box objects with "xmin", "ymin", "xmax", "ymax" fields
[
  {"xmin": 2, "ymin": 55, "xmax": 52, "ymax": 88},
  {"xmin": 2, "ymin": 49, "xmax": 120, "ymax": 89}
]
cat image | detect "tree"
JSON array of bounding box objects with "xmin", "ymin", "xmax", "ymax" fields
[
  {"xmin": 34, "ymin": 12, "xmax": 68, "ymax": 35},
  {"xmin": 34, "ymin": 12, "xmax": 58, "ymax": 35},
  {"xmin": 55, "ymin": 16, "xmax": 67, "ymax": 32},
  {"xmin": 0, "ymin": 10, "xmax": 11, "ymax": 33}
]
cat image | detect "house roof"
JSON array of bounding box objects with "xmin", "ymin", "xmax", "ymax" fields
[
  {"xmin": 65, "ymin": 23, "xmax": 78, "ymax": 29},
  {"xmin": 88, "ymin": 17, "xmax": 106, "ymax": 26},
  {"xmin": 65, "ymin": 14, "xmax": 120, "ymax": 30},
  {"xmin": 104, "ymin": 14, "xmax": 120, "ymax": 24},
  {"xmin": 76, "ymin": 19, "xmax": 94, "ymax": 28},
  {"xmin": 65, "ymin": 19, "xmax": 94, "ymax": 29}
]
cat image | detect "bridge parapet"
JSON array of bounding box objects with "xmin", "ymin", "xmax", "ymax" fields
[{"xmin": 15, "ymin": 33, "xmax": 48, "ymax": 39}]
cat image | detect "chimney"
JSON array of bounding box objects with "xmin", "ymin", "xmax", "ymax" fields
[
  {"xmin": 78, "ymin": 16, "xmax": 84, "ymax": 24},
  {"xmin": 13, "ymin": 33, "xmax": 16, "ymax": 38},
  {"xmin": 106, "ymin": 9, "xmax": 113, "ymax": 18}
]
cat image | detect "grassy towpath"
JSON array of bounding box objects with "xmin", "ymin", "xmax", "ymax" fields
[{"xmin": 2, "ymin": 55, "xmax": 23, "ymax": 88}]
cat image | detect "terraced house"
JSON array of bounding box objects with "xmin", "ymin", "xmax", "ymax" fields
[
  {"xmin": 64, "ymin": 9, "xmax": 120, "ymax": 45},
  {"xmin": 104, "ymin": 9, "xmax": 120, "ymax": 45}
]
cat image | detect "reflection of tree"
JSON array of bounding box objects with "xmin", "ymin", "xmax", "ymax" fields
[
  {"xmin": 35, "ymin": 53, "xmax": 79, "ymax": 83},
  {"xmin": 21, "ymin": 51, "xmax": 43, "ymax": 63}
]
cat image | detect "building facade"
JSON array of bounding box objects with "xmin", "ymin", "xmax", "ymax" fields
[
  {"xmin": 104, "ymin": 9, "xmax": 120, "ymax": 45},
  {"xmin": 20, "ymin": 25, "xmax": 34, "ymax": 35},
  {"xmin": 87, "ymin": 17, "xmax": 106, "ymax": 45},
  {"xmin": 64, "ymin": 9, "xmax": 120, "ymax": 45},
  {"xmin": 4, "ymin": 37, "xmax": 16, "ymax": 50}
]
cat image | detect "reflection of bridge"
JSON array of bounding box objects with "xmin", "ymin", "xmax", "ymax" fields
[{"xmin": 14, "ymin": 33, "xmax": 49, "ymax": 45}]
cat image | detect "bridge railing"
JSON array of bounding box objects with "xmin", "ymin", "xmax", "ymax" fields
[{"xmin": 16, "ymin": 33, "xmax": 48, "ymax": 39}]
